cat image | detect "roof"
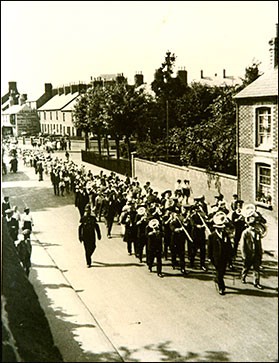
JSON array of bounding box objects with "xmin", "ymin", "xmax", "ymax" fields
[
  {"xmin": 1, "ymin": 103, "xmax": 30, "ymax": 115},
  {"xmin": 61, "ymin": 96, "xmax": 80, "ymax": 111},
  {"xmin": 234, "ymin": 67, "xmax": 278, "ymax": 99},
  {"xmin": 37, "ymin": 92, "xmax": 79, "ymax": 111},
  {"xmin": 191, "ymin": 75, "xmax": 242, "ymax": 87}
]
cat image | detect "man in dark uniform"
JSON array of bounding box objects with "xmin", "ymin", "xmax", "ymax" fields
[
  {"xmin": 78, "ymin": 205, "xmax": 101, "ymax": 267},
  {"xmin": 146, "ymin": 217, "xmax": 163, "ymax": 277},
  {"xmin": 15, "ymin": 229, "xmax": 32, "ymax": 276},
  {"xmin": 135, "ymin": 206, "xmax": 148, "ymax": 262},
  {"xmin": 5, "ymin": 209, "xmax": 19, "ymax": 243},
  {"xmin": 190, "ymin": 196, "xmax": 207, "ymax": 271},
  {"xmin": 169, "ymin": 206, "xmax": 187, "ymax": 275},
  {"xmin": 208, "ymin": 211, "xmax": 233, "ymax": 295},
  {"xmin": 2, "ymin": 196, "xmax": 11, "ymax": 217}
]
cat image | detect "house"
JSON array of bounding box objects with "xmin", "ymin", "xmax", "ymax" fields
[
  {"xmin": 37, "ymin": 83, "xmax": 90, "ymax": 137},
  {"xmin": 234, "ymin": 25, "xmax": 278, "ymax": 234}
]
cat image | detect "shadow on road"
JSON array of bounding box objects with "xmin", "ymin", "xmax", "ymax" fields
[
  {"xmin": 2, "ymin": 185, "xmax": 75, "ymax": 213},
  {"xmin": 225, "ymin": 285, "xmax": 278, "ymax": 297},
  {"xmin": 29, "ymin": 266, "xmax": 233, "ymax": 362},
  {"xmin": 92, "ymin": 260, "xmax": 145, "ymax": 268},
  {"xmin": 2, "ymin": 171, "xmax": 31, "ymax": 181}
]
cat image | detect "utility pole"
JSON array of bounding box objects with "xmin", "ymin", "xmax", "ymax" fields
[{"xmin": 166, "ymin": 99, "xmax": 169, "ymax": 162}]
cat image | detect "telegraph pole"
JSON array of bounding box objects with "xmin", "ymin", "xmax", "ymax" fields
[{"xmin": 166, "ymin": 99, "xmax": 169, "ymax": 162}]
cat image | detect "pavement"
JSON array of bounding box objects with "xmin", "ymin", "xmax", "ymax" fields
[{"xmin": 2, "ymin": 146, "xmax": 278, "ymax": 362}]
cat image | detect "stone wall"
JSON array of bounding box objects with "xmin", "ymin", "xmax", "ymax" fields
[{"xmin": 132, "ymin": 156, "xmax": 237, "ymax": 206}]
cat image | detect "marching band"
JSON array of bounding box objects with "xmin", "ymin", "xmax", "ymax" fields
[{"xmin": 4, "ymin": 145, "xmax": 268, "ymax": 295}]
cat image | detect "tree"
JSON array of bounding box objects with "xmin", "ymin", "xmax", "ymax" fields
[
  {"xmin": 86, "ymin": 86, "xmax": 108, "ymax": 155},
  {"xmin": 101, "ymin": 82, "xmax": 151, "ymax": 160},
  {"xmin": 238, "ymin": 60, "xmax": 262, "ymax": 91},
  {"xmin": 72, "ymin": 93, "xmax": 90, "ymax": 150},
  {"xmin": 170, "ymin": 86, "xmax": 237, "ymax": 174}
]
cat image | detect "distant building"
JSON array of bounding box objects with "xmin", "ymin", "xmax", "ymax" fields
[
  {"xmin": 234, "ymin": 25, "xmax": 278, "ymax": 229},
  {"xmin": 37, "ymin": 83, "xmax": 90, "ymax": 137},
  {"xmin": 192, "ymin": 69, "xmax": 242, "ymax": 87},
  {"xmin": 1, "ymin": 82, "xmax": 41, "ymax": 137}
]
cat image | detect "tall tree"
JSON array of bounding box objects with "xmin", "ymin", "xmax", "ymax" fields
[{"xmin": 72, "ymin": 93, "xmax": 90, "ymax": 150}]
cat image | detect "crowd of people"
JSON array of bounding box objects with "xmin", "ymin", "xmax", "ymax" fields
[
  {"xmin": 2, "ymin": 196, "xmax": 34, "ymax": 277},
  {"xmin": 2, "ymin": 143, "xmax": 268, "ymax": 295}
]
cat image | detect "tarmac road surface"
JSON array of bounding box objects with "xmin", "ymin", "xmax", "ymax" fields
[{"xmin": 2, "ymin": 151, "xmax": 278, "ymax": 362}]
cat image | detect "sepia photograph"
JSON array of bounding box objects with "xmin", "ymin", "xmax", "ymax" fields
[{"xmin": 1, "ymin": 1, "xmax": 278, "ymax": 362}]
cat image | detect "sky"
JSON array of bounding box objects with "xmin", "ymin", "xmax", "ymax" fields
[{"xmin": 1, "ymin": 1, "xmax": 278, "ymax": 100}]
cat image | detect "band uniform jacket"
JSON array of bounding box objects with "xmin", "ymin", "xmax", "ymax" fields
[
  {"xmin": 240, "ymin": 227, "xmax": 262, "ymax": 261},
  {"xmin": 79, "ymin": 215, "xmax": 101, "ymax": 243},
  {"xmin": 208, "ymin": 230, "xmax": 232, "ymax": 267}
]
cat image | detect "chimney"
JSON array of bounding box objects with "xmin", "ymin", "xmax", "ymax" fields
[
  {"xmin": 64, "ymin": 85, "xmax": 71, "ymax": 95},
  {"xmin": 177, "ymin": 69, "xmax": 187, "ymax": 86},
  {"xmin": 201, "ymin": 70, "xmax": 203, "ymax": 79},
  {"xmin": 70, "ymin": 84, "xmax": 78, "ymax": 94},
  {"xmin": 44, "ymin": 83, "xmax": 52, "ymax": 95},
  {"xmin": 78, "ymin": 83, "xmax": 86, "ymax": 93},
  {"xmin": 134, "ymin": 72, "xmax": 144, "ymax": 87},
  {"xmin": 20, "ymin": 94, "xmax": 27, "ymax": 105},
  {"xmin": 269, "ymin": 23, "xmax": 278, "ymax": 69},
  {"xmin": 116, "ymin": 73, "xmax": 125, "ymax": 84},
  {"xmin": 8, "ymin": 81, "xmax": 18, "ymax": 94},
  {"xmin": 223, "ymin": 69, "xmax": 226, "ymax": 78},
  {"xmin": 58, "ymin": 86, "xmax": 64, "ymax": 95}
]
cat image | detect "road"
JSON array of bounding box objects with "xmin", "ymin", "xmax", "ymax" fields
[{"xmin": 2, "ymin": 150, "xmax": 278, "ymax": 362}]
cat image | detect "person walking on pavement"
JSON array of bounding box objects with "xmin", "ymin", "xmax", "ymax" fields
[
  {"xmin": 240, "ymin": 213, "xmax": 263, "ymax": 289},
  {"xmin": 21, "ymin": 207, "xmax": 34, "ymax": 232},
  {"xmin": 37, "ymin": 159, "xmax": 44, "ymax": 181},
  {"xmin": 208, "ymin": 212, "xmax": 233, "ymax": 295},
  {"xmin": 14, "ymin": 229, "xmax": 32, "ymax": 276},
  {"xmin": 78, "ymin": 205, "xmax": 101, "ymax": 268},
  {"xmin": 5, "ymin": 209, "xmax": 20, "ymax": 243},
  {"xmin": 2, "ymin": 196, "xmax": 11, "ymax": 217}
]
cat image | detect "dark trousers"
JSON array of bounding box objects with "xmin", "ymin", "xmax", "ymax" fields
[
  {"xmin": 53, "ymin": 183, "xmax": 59, "ymax": 196},
  {"xmin": 163, "ymin": 233, "xmax": 171, "ymax": 260},
  {"xmin": 242, "ymin": 256, "xmax": 261, "ymax": 284},
  {"xmin": 214, "ymin": 262, "xmax": 227, "ymax": 291},
  {"xmin": 148, "ymin": 249, "xmax": 162, "ymax": 274},
  {"xmin": 190, "ymin": 236, "xmax": 206, "ymax": 268},
  {"xmin": 83, "ymin": 240, "xmax": 96, "ymax": 266},
  {"xmin": 106, "ymin": 216, "xmax": 114, "ymax": 236},
  {"xmin": 170, "ymin": 242, "xmax": 185, "ymax": 271},
  {"xmin": 127, "ymin": 239, "xmax": 137, "ymax": 255},
  {"xmin": 233, "ymin": 229, "xmax": 243, "ymax": 256},
  {"xmin": 137, "ymin": 236, "xmax": 147, "ymax": 262}
]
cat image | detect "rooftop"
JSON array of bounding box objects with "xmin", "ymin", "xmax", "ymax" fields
[
  {"xmin": 234, "ymin": 66, "xmax": 278, "ymax": 99},
  {"xmin": 37, "ymin": 92, "xmax": 79, "ymax": 111}
]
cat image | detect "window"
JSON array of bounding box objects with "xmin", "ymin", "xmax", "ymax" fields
[
  {"xmin": 63, "ymin": 113, "xmax": 65, "ymax": 122},
  {"xmin": 60, "ymin": 124, "xmax": 62, "ymax": 133},
  {"xmin": 50, "ymin": 111, "xmax": 52, "ymax": 121},
  {"xmin": 44, "ymin": 111, "xmax": 46, "ymax": 120},
  {"xmin": 71, "ymin": 112, "xmax": 74, "ymax": 122},
  {"xmin": 255, "ymin": 163, "xmax": 272, "ymax": 206},
  {"xmin": 56, "ymin": 111, "xmax": 58, "ymax": 120},
  {"xmin": 255, "ymin": 107, "xmax": 272, "ymax": 149}
]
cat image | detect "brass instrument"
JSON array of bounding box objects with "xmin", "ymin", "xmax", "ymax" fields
[
  {"xmin": 174, "ymin": 215, "xmax": 193, "ymax": 243},
  {"xmin": 195, "ymin": 209, "xmax": 212, "ymax": 235},
  {"xmin": 242, "ymin": 203, "xmax": 267, "ymax": 237}
]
